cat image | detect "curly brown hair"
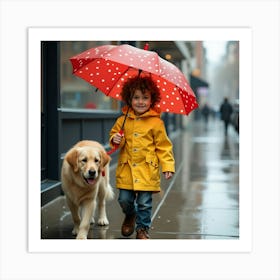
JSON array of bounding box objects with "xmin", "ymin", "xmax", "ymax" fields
[{"xmin": 120, "ymin": 76, "xmax": 161, "ymax": 108}]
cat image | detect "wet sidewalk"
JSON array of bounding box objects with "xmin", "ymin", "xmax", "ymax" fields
[{"xmin": 41, "ymin": 118, "xmax": 239, "ymax": 239}]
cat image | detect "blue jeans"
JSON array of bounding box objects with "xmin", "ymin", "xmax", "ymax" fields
[{"xmin": 118, "ymin": 189, "xmax": 153, "ymax": 230}]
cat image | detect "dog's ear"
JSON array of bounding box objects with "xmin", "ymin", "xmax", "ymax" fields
[
  {"xmin": 65, "ymin": 148, "xmax": 79, "ymax": 172},
  {"xmin": 100, "ymin": 150, "xmax": 111, "ymax": 168}
]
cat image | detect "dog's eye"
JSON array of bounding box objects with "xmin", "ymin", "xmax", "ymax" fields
[
  {"xmin": 94, "ymin": 158, "xmax": 99, "ymax": 163},
  {"xmin": 82, "ymin": 158, "xmax": 87, "ymax": 163}
]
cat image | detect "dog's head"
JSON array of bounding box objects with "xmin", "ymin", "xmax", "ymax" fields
[{"xmin": 65, "ymin": 146, "xmax": 111, "ymax": 186}]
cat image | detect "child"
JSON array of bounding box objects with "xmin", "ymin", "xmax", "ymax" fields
[{"xmin": 109, "ymin": 76, "xmax": 175, "ymax": 239}]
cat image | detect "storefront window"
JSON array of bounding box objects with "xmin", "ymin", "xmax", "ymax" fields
[{"xmin": 60, "ymin": 41, "xmax": 120, "ymax": 111}]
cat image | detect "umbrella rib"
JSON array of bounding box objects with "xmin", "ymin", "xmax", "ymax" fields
[{"xmin": 105, "ymin": 65, "xmax": 136, "ymax": 97}]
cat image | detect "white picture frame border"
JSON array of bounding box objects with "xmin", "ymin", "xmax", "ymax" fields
[{"xmin": 28, "ymin": 27, "xmax": 252, "ymax": 253}]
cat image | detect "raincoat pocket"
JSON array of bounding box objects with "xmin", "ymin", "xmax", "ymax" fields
[
  {"xmin": 145, "ymin": 154, "xmax": 159, "ymax": 181},
  {"xmin": 116, "ymin": 155, "xmax": 130, "ymax": 180}
]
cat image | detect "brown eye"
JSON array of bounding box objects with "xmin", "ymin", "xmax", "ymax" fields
[
  {"xmin": 82, "ymin": 158, "xmax": 87, "ymax": 163},
  {"xmin": 94, "ymin": 158, "xmax": 99, "ymax": 163}
]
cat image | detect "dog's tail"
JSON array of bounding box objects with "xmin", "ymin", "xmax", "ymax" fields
[
  {"xmin": 103, "ymin": 164, "xmax": 114, "ymax": 200},
  {"xmin": 106, "ymin": 183, "xmax": 115, "ymax": 201}
]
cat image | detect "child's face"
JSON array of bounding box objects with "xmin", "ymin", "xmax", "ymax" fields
[{"xmin": 131, "ymin": 89, "xmax": 152, "ymax": 115}]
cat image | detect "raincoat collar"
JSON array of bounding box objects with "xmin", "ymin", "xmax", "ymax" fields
[{"xmin": 122, "ymin": 106, "xmax": 161, "ymax": 119}]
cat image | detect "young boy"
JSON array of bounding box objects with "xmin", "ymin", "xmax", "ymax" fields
[{"xmin": 110, "ymin": 76, "xmax": 175, "ymax": 239}]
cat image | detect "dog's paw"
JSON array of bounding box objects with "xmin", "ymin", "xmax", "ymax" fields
[
  {"xmin": 90, "ymin": 217, "xmax": 95, "ymax": 224},
  {"xmin": 98, "ymin": 217, "xmax": 109, "ymax": 226},
  {"xmin": 76, "ymin": 234, "xmax": 87, "ymax": 240},
  {"xmin": 72, "ymin": 227, "xmax": 78, "ymax": 235}
]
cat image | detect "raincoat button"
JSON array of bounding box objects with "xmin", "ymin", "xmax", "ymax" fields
[
  {"xmin": 132, "ymin": 163, "xmax": 137, "ymax": 167},
  {"xmin": 134, "ymin": 133, "xmax": 138, "ymax": 137}
]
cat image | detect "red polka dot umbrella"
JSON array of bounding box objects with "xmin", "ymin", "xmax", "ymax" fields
[{"xmin": 70, "ymin": 43, "xmax": 199, "ymax": 115}]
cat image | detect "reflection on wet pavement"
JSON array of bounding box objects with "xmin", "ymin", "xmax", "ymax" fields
[{"xmin": 41, "ymin": 119, "xmax": 239, "ymax": 239}]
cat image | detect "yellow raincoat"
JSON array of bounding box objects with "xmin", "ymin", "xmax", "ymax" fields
[{"xmin": 109, "ymin": 107, "xmax": 175, "ymax": 192}]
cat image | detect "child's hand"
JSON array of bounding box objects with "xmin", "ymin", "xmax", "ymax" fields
[
  {"xmin": 112, "ymin": 132, "xmax": 124, "ymax": 145},
  {"xmin": 163, "ymin": 171, "xmax": 174, "ymax": 180}
]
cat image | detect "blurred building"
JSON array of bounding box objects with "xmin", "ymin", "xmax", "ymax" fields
[
  {"xmin": 203, "ymin": 41, "xmax": 239, "ymax": 111},
  {"xmin": 225, "ymin": 41, "xmax": 239, "ymax": 102},
  {"xmin": 188, "ymin": 41, "xmax": 210, "ymax": 119}
]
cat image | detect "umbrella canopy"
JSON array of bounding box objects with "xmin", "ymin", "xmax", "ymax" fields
[{"xmin": 70, "ymin": 44, "xmax": 198, "ymax": 115}]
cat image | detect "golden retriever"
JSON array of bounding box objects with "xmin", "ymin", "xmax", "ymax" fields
[{"xmin": 61, "ymin": 140, "xmax": 114, "ymax": 239}]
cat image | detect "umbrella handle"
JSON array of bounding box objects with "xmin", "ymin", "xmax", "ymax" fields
[
  {"xmin": 113, "ymin": 129, "xmax": 124, "ymax": 148},
  {"xmin": 107, "ymin": 129, "xmax": 124, "ymax": 155},
  {"xmin": 107, "ymin": 108, "xmax": 127, "ymax": 155}
]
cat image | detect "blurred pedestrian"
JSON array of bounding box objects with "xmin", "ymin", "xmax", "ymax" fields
[
  {"xmin": 201, "ymin": 103, "xmax": 211, "ymax": 129},
  {"xmin": 219, "ymin": 97, "xmax": 233, "ymax": 135},
  {"xmin": 110, "ymin": 76, "xmax": 175, "ymax": 239}
]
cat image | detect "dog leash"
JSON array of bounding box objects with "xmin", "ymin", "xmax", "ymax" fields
[{"xmin": 104, "ymin": 129, "xmax": 124, "ymax": 176}]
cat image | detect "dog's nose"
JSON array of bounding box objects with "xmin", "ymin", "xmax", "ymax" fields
[{"xmin": 88, "ymin": 170, "xmax": 96, "ymax": 177}]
